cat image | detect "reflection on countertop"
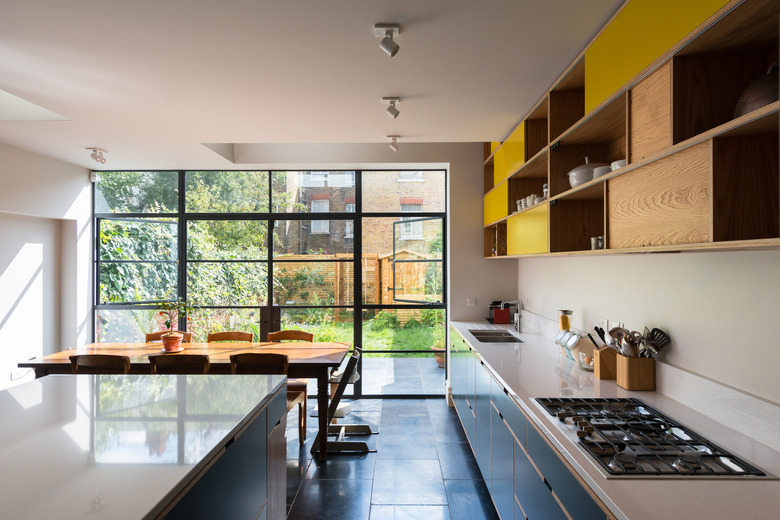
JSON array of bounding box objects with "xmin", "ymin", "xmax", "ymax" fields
[{"xmin": 0, "ymin": 374, "xmax": 284, "ymax": 520}]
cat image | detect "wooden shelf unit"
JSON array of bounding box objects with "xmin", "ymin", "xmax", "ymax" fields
[{"xmin": 482, "ymin": 0, "xmax": 780, "ymax": 259}]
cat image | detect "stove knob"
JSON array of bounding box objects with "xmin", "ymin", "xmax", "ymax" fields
[
  {"xmin": 576, "ymin": 430, "xmax": 590, "ymax": 438},
  {"xmin": 557, "ymin": 411, "xmax": 568, "ymax": 421},
  {"xmin": 577, "ymin": 420, "xmax": 590, "ymax": 428},
  {"xmin": 584, "ymin": 425, "xmax": 594, "ymax": 433}
]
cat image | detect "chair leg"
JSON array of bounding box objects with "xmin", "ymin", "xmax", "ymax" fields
[{"xmin": 298, "ymin": 400, "xmax": 305, "ymax": 446}]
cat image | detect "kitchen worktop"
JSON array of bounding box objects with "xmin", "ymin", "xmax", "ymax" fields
[
  {"xmin": 0, "ymin": 374, "xmax": 285, "ymax": 520},
  {"xmin": 451, "ymin": 321, "xmax": 780, "ymax": 520}
]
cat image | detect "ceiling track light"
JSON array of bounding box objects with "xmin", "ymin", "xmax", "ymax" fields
[
  {"xmin": 387, "ymin": 135, "xmax": 400, "ymax": 152},
  {"xmin": 374, "ymin": 23, "xmax": 400, "ymax": 57},
  {"xmin": 382, "ymin": 97, "xmax": 401, "ymax": 119},
  {"xmin": 86, "ymin": 147, "xmax": 108, "ymax": 164}
]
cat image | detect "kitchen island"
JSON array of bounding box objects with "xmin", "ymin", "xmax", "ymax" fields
[
  {"xmin": 450, "ymin": 321, "xmax": 780, "ymax": 520},
  {"xmin": 0, "ymin": 374, "xmax": 286, "ymax": 519}
]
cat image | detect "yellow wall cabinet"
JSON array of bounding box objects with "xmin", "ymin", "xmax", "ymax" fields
[
  {"xmin": 507, "ymin": 205, "xmax": 548, "ymax": 255},
  {"xmin": 484, "ymin": 182, "xmax": 509, "ymax": 226}
]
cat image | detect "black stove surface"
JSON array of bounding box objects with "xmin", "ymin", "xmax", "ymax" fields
[{"xmin": 535, "ymin": 397, "xmax": 766, "ymax": 477}]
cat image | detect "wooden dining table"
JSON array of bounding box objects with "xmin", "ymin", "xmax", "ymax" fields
[{"xmin": 18, "ymin": 341, "xmax": 350, "ymax": 460}]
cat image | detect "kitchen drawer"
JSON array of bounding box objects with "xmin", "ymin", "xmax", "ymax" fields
[
  {"xmin": 267, "ymin": 388, "xmax": 286, "ymax": 434},
  {"xmin": 491, "ymin": 378, "xmax": 526, "ymax": 447},
  {"xmin": 474, "ymin": 358, "xmax": 492, "ymax": 478},
  {"xmin": 515, "ymin": 436, "xmax": 567, "ymax": 520},
  {"xmin": 526, "ymin": 425, "xmax": 604, "ymax": 520},
  {"xmin": 491, "ymin": 403, "xmax": 515, "ymax": 520}
]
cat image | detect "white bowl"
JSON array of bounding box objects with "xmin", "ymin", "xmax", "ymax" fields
[
  {"xmin": 611, "ymin": 159, "xmax": 627, "ymax": 171},
  {"xmin": 592, "ymin": 166, "xmax": 612, "ymax": 179},
  {"xmin": 568, "ymin": 157, "xmax": 608, "ymax": 188}
]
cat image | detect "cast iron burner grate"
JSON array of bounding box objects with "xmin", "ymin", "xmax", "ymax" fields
[{"xmin": 535, "ymin": 397, "xmax": 766, "ymax": 477}]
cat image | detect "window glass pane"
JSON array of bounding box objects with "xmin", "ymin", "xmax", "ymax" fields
[
  {"xmin": 274, "ymin": 262, "xmax": 353, "ymax": 305},
  {"xmin": 280, "ymin": 308, "xmax": 354, "ymax": 343},
  {"xmin": 272, "ymin": 171, "xmax": 355, "ymax": 213},
  {"xmin": 362, "ymin": 217, "xmax": 443, "ymax": 305},
  {"xmin": 96, "ymin": 308, "xmax": 158, "ymax": 343},
  {"xmin": 99, "ymin": 218, "xmax": 177, "ymax": 261},
  {"xmin": 361, "ymin": 308, "xmax": 445, "ymax": 355},
  {"xmin": 185, "ymin": 171, "xmax": 269, "ymax": 213},
  {"xmin": 273, "ymin": 220, "xmax": 354, "ymax": 256},
  {"xmin": 363, "ymin": 170, "xmax": 445, "ymax": 213},
  {"xmin": 187, "ymin": 220, "xmax": 268, "ymax": 260},
  {"xmin": 99, "ymin": 262, "xmax": 177, "ymax": 304},
  {"xmin": 95, "ymin": 171, "xmax": 179, "ymax": 213},
  {"xmin": 188, "ymin": 308, "xmax": 262, "ymax": 342},
  {"xmin": 187, "ymin": 262, "xmax": 268, "ymax": 306}
]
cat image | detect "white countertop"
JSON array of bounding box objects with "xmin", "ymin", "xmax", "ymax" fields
[
  {"xmin": 0, "ymin": 374, "xmax": 285, "ymax": 520},
  {"xmin": 451, "ymin": 321, "xmax": 780, "ymax": 520}
]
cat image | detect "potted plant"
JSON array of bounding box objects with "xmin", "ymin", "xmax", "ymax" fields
[
  {"xmin": 431, "ymin": 329, "xmax": 446, "ymax": 368},
  {"xmin": 155, "ymin": 297, "xmax": 196, "ymax": 352}
]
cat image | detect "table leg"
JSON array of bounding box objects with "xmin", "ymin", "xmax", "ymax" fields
[{"xmin": 317, "ymin": 371, "xmax": 328, "ymax": 460}]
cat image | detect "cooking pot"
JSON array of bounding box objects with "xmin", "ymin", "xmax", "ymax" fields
[
  {"xmin": 733, "ymin": 63, "xmax": 778, "ymax": 118},
  {"xmin": 568, "ymin": 157, "xmax": 608, "ymax": 188}
]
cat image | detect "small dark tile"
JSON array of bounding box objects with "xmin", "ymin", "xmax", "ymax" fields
[
  {"xmin": 381, "ymin": 399, "xmax": 430, "ymax": 415},
  {"xmin": 287, "ymin": 459, "xmax": 310, "ymax": 508},
  {"xmin": 379, "ymin": 413, "xmax": 432, "ymax": 434},
  {"xmin": 306, "ymin": 453, "xmax": 377, "ymax": 480},
  {"xmin": 372, "ymin": 459, "xmax": 446, "ymax": 505},
  {"xmin": 444, "ymin": 480, "xmax": 499, "ymax": 520},
  {"xmin": 376, "ymin": 436, "xmax": 439, "ymax": 460},
  {"xmin": 370, "ymin": 505, "xmax": 452, "ymax": 520},
  {"xmin": 437, "ymin": 442, "xmax": 481, "ymax": 480},
  {"xmin": 288, "ymin": 479, "xmax": 373, "ymax": 520}
]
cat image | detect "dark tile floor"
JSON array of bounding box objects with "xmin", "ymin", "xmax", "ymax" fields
[{"xmin": 285, "ymin": 398, "xmax": 499, "ymax": 520}]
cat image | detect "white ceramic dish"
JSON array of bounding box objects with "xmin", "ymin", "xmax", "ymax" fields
[
  {"xmin": 592, "ymin": 165, "xmax": 612, "ymax": 179},
  {"xmin": 611, "ymin": 159, "xmax": 627, "ymax": 171}
]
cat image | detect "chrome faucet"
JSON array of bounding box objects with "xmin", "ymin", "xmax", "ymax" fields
[{"xmin": 500, "ymin": 301, "xmax": 522, "ymax": 333}]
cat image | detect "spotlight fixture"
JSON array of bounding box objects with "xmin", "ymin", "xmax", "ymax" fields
[
  {"xmin": 86, "ymin": 147, "xmax": 108, "ymax": 164},
  {"xmin": 374, "ymin": 23, "xmax": 400, "ymax": 57},
  {"xmin": 382, "ymin": 97, "xmax": 401, "ymax": 119},
  {"xmin": 387, "ymin": 135, "xmax": 400, "ymax": 152}
]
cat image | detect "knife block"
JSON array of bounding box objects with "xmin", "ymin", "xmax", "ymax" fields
[
  {"xmin": 594, "ymin": 347, "xmax": 617, "ymax": 380},
  {"xmin": 616, "ymin": 354, "xmax": 655, "ymax": 391}
]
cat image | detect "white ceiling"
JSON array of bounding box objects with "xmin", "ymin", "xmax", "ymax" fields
[{"xmin": 0, "ymin": 0, "xmax": 623, "ymax": 170}]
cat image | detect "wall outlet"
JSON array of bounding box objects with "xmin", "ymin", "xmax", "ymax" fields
[
  {"xmin": 466, "ymin": 297, "xmax": 477, "ymax": 307},
  {"xmin": 521, "ymin": 296, "xmax": 531, "ymax": 309}
]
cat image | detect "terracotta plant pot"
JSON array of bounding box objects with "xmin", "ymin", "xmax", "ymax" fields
[
  {"xmin": 161, "ymin": 332, "xmax": 184, "ymax": 352},
  {"xmin": 432, "ymin": 347, "xmax": 446, "ymax": 368}
]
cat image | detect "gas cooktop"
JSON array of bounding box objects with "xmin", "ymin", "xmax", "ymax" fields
[{"xmin": 535, "ymin": 397, "xmax": 770, "ymax": 479}]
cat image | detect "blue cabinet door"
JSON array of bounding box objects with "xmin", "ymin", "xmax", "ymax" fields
[
  {"xmin": 526, "ymin": 425, "xmax": 604, "ymax": 520},
  {"xmin": 514, "ymin": 435, "xmax": 567, "ymax": 520},
  {"xmin": 474, "ymin": 357, "xmax": 492, "ymax": 479},
  {"xmin": 490, "ymin": 398, "xmax": 515, "ymax": 520}
]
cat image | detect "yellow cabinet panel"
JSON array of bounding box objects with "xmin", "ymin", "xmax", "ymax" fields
[
  {"xmin": 494, "ymin": 122, "xmax": 526, "ymax": 185},
  {"xmin": 490, "ymin": 142, "xmax": 500, "ymax": 154},
  {"xmin": 507, "ymin": 204, "xmax": 549, "ymax": 255},
  {"xmin": 584, "ymin": 0, "xmax": 729, "ymax": 113},
  {"xmin": 493, "ymin": 147, "xmax": 507, "ymax": 187},
  {"xmin": 484, "ymin": 182, "xmax": 509, "ymax": 226}
]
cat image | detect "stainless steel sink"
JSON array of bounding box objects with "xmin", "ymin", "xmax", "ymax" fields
[{"xmin": 468, "ymin": 330, "xmax": 522, "ymax": 343}]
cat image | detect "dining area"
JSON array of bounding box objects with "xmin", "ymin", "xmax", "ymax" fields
[{"xmin": 17, "ymin": 330, "xmax": 353, "ymax": 461}]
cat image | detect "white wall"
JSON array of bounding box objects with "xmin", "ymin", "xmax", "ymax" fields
[
  {"xmin": 0, "ymin": 141, "xmax": 92, "ymax": 389},
  {"xmin": 517, "ymin": 250, "xmax": 780, "ymax": 404}
]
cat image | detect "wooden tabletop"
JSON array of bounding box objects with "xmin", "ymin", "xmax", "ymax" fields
[{"xmin": 18, "ymin": 341, "xmax": 350, "ymax": 376}]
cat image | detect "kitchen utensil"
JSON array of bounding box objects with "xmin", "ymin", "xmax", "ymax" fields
[
  {"xmin": 594, "ymin": 326, "xmax": 607, "ymax": 345},
  {"xmin": 568, "ymin": 157, "xmax": 609, "ymax": 188},
  {"xmin": 587, "ymin": 333, "xmax": 599, "ymax": 348},
  {"xmin": 648, "ymin": 328, "xmax": 671, "ymax": 350}
]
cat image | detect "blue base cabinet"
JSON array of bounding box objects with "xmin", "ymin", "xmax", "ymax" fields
[{"xmin": 450, "ymin": 327, "xmax": 608, "ymax": 520}]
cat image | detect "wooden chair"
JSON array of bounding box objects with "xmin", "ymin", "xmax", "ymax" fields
[
  {"xmin": 230, "ymin": 353, "xmax": 307, "ymax": 446},
  {"xmin": 267, "ymin": 330, "xmax": 312, "ymax": 429},
  {"xmin": 148, "ymin": 354, "xmax": 210, "ymax": 374},
  {"xmin": 69, "ymin": 354, "xmax": 131, "ymax": 374},
  {"xmin": 145, "ymin": 331, "xmax": 193, "ymax": 343},
  {"xmin": 207, "ymin": 331, "xmax": 253, "ymax": 343},
  {"xmin": 267, "ymin": 330, "xmax": 313, "ymax": 342}
]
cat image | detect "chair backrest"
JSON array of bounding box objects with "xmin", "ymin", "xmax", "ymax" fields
[
  {"xmin": 267, "ymin": 330, "xmax": 313, "ymax": 342},
  {"xmin": 326, "ymin": 348, "xmax": 360, "ymax": 423},
  {"xmin": 145, "ymin": 331, "xmax": 193, "ymax": 343},
  {"xmin": 207, "ymin": 331, "xmax": 253, "ymax": 343},
  {"xmin": 149, "ymin": 354, "xmax": 210, "ymax": 374},
  {"xmin": 70, "ymin": 354, "xmax": 131, "ymax": 374},
  {"xmin": 230, "ymin": 353, "xmax": 289, "ymax": 375}
]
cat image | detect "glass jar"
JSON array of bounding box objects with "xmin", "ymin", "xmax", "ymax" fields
[{"xmin": 558, "ymin": 309, "xmax": 573, "ymax": 331}]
